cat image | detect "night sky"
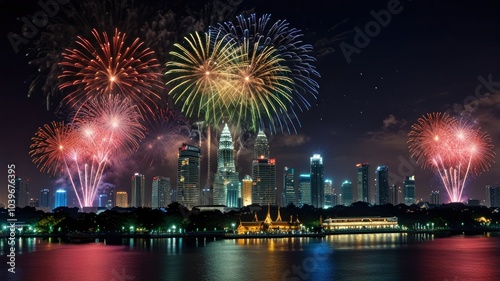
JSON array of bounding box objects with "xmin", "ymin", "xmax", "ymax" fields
[{"xmin": 2, "ymin": 0, "xmax": 500, "ymax": 206}]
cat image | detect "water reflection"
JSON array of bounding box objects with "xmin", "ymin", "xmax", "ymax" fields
[{"xmin": 1, "ymin": 233, "xmax": 499, "ymax": 281}]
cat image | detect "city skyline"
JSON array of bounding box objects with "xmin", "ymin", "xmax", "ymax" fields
[{"xmin": 2, "ymin": 0, "xmax": 500, "ymax": 206}]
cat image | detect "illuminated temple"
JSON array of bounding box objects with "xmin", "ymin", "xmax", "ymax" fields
[{"xmin": 237, "ymin": 205, "xmax": 301, "ymax": 234}]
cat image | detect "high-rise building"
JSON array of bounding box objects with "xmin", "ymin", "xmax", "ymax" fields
[
  {"xmin": 430, "ymin": 190, "xmax": 440, "ymax": 205},
  {"xmin": 298, "ymin": 174, "xmax": 311, "ymax": 207},
  {"xmin": 356, "ymin": 163, "xmax": 370, "ymax": 203},
  {"xmin": 116, "ymin": 191, "xmax": 128, "ymax": 207},
  {"xmin": 242, "ymin": 175, "xmax": 253, "ymax": 206},
  {"xmin": 177, "ymin": 144, "xmax": 201, "ymax": 209},
  {"xmin": 99, "ymin": 185, "xmax": 114, "ymax": 209},
  {"xmin": 15, "ymin": 177, "xmax": 29, "ymax": 207},
  {"xmin": 389, "ymin": 184, "xmax": 401, "ymax": 205},
  {"xmin": 283, "ymin": 167, "xmax": 296, "ymax": 206},
  {"xmin": 131, "ymin": 173, "xmax": 146, "ymax": 207},
  {"xmin": 375, "ymin": 166, "xmax": 390, "ymax": 205},
  {"xmin": 213, "ymin": 124, "xmax": 240, "ymax": 207},
  {"xmin": 152, "ymin": 176, "xmax": 171, "ymax": 208},
  {"xmin": 254, "ymin": 129, "xmax": 270, "ymax": 159},
  {"xmin": 98, "ymin": 194, "xmax": 108, "ymax": 208},
  {"xmin": 324, "ymin": 179, "xmax": 333, "ymax": 208},
  {"xmin": 54, "ymin": 189, "xmax": 67, "ymax": 208},
  {"xmin": 29, "ymin": 198, "xmax": 39, "ymax": 208},
  {"xmin": 310, "ymin": 154, "xmax": 324, "ymax": 208},
  {"xmin": 341, "ymin": 180, "xmax": 353, "ymax": 206},
  {"xmin": 40, "ymin": 189, "xmax": 50, "ymax": 208},
  {"xmin": 403, "ymin": 176, "xmax": 416, "ymax": 205},
  {"xmin": 251, "ymin": 158, "xmax": 277, "ymax": 205},
  {"xmin": 486, "ymin": 185, "xmax": 500, "ymax": 208}
]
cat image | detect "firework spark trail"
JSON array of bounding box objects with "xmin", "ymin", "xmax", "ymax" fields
[
  {"xmin": 408, "ymin": 112, "xmax": 495, "ymax": 202},
  {"xmin": 30, "ymin": 97, "xmax": 145, "ymax": 208}
]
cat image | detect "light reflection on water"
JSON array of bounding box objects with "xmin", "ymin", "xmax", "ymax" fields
[{"xmin": 1, "ymin": 233, "xmax": 499, "ymax": 281}]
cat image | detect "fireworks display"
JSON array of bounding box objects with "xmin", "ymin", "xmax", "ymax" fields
[
  {"xmin": 27, "ymin": 6, "xmax": 321, "ymax": 207},
  {"xmin": 408, "ymin": 112, "xmax": 495, "ymax": 202},
  {"xmin": 166, "ymin": 29, "xmax": 296, "ymax": 132},
  {"xmin": 211, "ymin": 13, "xmax": 320, "ymax": 132},
  {"xmin": 30, "ymin": 96, "xmax": 145, "ymax": 208},
  {"xmin": 58, "ymin": 28, "xmax": 164, "ymax": 114}
]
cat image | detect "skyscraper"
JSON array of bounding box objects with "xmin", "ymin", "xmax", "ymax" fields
[
  {"xmin": 40, "ymin": 189, "xmax": 50, "ymax": 208},
  {"xmin": 389, "ymin": 184, "xmax": 401, "ymax": 205},
  {"xmin": 486, "ymin": 185, "xmax": 500, "ymax": 208},
  {"xmin": 152, "ymin": 176, "xmax": 171, "ymax": 208},
  {"xmin": 251, "ymin": 158, "xmax": 277, "ymax": 205},
  {"xmin": 54, "ymin": 189, "xmax": 67, "ymax": 208},
  {"xmin": 254, "ymin": 129, "xmax": 270, "ymax": 159},
  {"xmin": 324, "ymin": 179, "xmax": 333, "ymax": 208},
  {"xmin": 177, "ymin": 144, "xmax": 201, "ymax": 209},
  {"xmin": 298, "ymin": 174, "xmax": 311, "ymax": 207},
  {"xmin": 283, "ymin": 167, "xmax": 296, "ymax": 206},
  {"xmin": 131, "ymin": 173, "xmax": 146, "ymax": 207},
  {"xmin": 251, "ymin": 130, "xmax": 276, "ymax": 205},
  {"xmin": 115, "ymin": 191, "xmax": 128, "ymax": 207},
  {"xmin": 100, "ymin": 185, "xmax": 114, "ymax": 209},
  {"xmin": 341, "ymin": 180, "xmax": 353, "ymax": 206},
  {"xmin": 310, "ymin": 154, "xmax": 324, "ymax": 208},
  {"xmin": 15, "ymin": 177, "xmax": 29, "ymax": 207},
  {"xmin": 430, "ymin": 190, "xmax": 440, "ymax": 205},
  {"xmin": 242, "ymin": 175, "xmax": 253, "ymax": 206},
  {"xmin": 356, "ymin": 163, "xmax": 370, "ymax": 203},
  {"xmin": 403, "ymin": 176, "xmax": 416, "ymax": 205},
  {"xmin": 375, "ymin": 166, "xmax": 390, "ymax": 205},
  {"xmin": 213, "ymin": 124, "xmax": 240, "ymax": 207}
]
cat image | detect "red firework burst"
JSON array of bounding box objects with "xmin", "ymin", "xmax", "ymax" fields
[
  {"xmin": 58, "ymin": 28, "xmax": 164, "ymax": 113},
  {"xmin": 408, "ymin": 112, "xmax": 495, "ymax": 202}
]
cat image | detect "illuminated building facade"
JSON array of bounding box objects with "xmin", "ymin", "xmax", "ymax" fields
[
  {"xmin": 251, "ymin": 158, "xmax": 277, "ymax": 205},
  {"xmin": 403, "ymin": 176, "xmax": 416, "ymax": 205},
  {"xmin": 375, "ymin": 166, "xmax": 390, "ymax": 205},
  {"xmin": 298, "ymin": 174, "xmax": 311, "ymax": 207},
  {"xmin": 177, "ymin": 144, "xmax": 201, "ymax": 209},
  {"xmin": 254, "ymin": 129, "xmax": 270, "ymax": 159},
  {"xmin": 99, "ymin": 185, "xmax": 114, "ymax": 209},
  {"xmin": 322, "ymin": 217, "xmax": 399, "ymax": 231},
  {"xmin": 310, "ymin": 154, "xmax": 324, "ymax": 208},
  {"xmin": 341, "ymin": 180, "xmax": 353, "ymax": 206},
  {"xmin": 131, "ymin": 173, "xmax": 146, "ymax": 207},
  {"xmin": 356, "ymin": 163, "xmax": 370, "ymax": 203},
  {"xmin": 324, "ymin": 179, "xmax": 333, "ymax": 208},
  {"xmin": 54, "ymin": 189, "xmax": 67, "ymax": 208},
  {"xmin": 242, "ymin": 175, "xmax": 253, "ymax": 206},
  {"xmin": 213, "ymin": 124, "xmax": 240, "ymax": 207},
  {"xmin": 283, "ymin": 167, "xmax": 296, "ymax": 206},
  {"xmin": 116, "ymin": 191, "xmax": 128, "ymax": 207},
  {"xmin": 152, "ymin": 176, "xmax": 171, "ymax": 208}
]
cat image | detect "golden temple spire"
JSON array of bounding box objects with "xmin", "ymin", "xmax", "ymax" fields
[
  {"xmin": 276, "ymin": 205, "xmax": 282, "ymax": 222},
  {"xmin": 264, "ymin": 203, "xmax": 273, "ymax": 224}
]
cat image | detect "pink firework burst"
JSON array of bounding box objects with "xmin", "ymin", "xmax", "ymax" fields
[{"xmin": 408, "ymin": 112, "xmax": 495, "ymax": 202}]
